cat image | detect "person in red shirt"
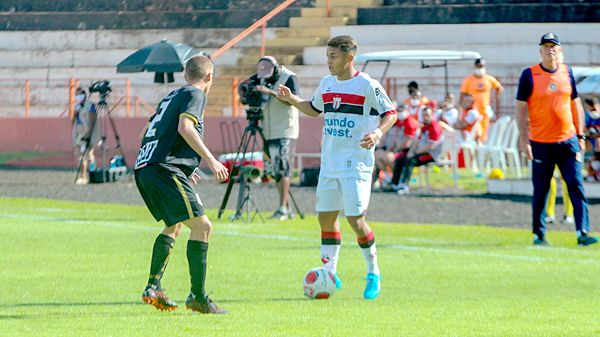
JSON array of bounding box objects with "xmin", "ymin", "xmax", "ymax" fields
[
  {"xmin": 375, "ymin": 104, "xmax": 419, "ymax": 188},
  {"xmin": 387, "ymin": 106, "xmax": 444, "ymax": 194},
  {"xmin": 516, "ymin": 32, "xmax": 598, "ymax": 246}
]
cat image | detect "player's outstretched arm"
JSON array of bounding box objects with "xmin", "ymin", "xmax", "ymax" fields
[
  {"xmin": 277, "ymin": 85, "xmax": 320, "ymax": 117},
  {"xmin": 178, "ymin": 116, "xmax": 229, "ymax": 182}
]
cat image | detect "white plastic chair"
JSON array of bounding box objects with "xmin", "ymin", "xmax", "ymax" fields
[
  {"xmin": 477, "ymin": 116, "xmax": 511, "ymax": 172},
  {"xmin": 458, "ymin": 121, "xmax": 480, "ymax": 173},
  {"xmin": 502, "ymin": 119, "xmax": 522, "ymax": 177}
]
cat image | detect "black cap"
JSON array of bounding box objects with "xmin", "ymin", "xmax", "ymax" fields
[
  {"xmin": 539, "ymin": 32, "xmax": 560, "ymax": 46},
  {"xmin": 474, "ymin": 58, "xmax": 486, "ymax": 66}
]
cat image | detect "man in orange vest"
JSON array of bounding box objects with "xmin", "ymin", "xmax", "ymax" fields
[
  {"xmin": 516, "ymin": 32, "xmax": 598, "ymax": 246},
  {"xmin": 460, "ymin": 58, "xmax": 503, "ymax": 143}
]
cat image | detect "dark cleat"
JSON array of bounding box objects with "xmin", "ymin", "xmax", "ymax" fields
[
  {"xmin": 533, "ymin": 234, "xmax": 550, "ymax": 246},
  {"xmin": 185, "ymin": 292, "xmax": 228, "ymax": 315},
  {"xmin": 577, "ymin": 233, "xmax": 599, "ymax": 246},
  {"xmin": 142, "ymin": 287, "xmax": 177, "ymax": 311}
]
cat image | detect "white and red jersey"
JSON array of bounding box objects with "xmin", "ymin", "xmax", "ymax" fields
[
  {"xmin": 418, "ymin": 119, "xmax": 444, "ymax": 159},
  {"xmin": 460, "ymin": 107, "xmax": 482, "ymax": 141},
  {"xmin": 311, "ymin": 71, "xmax": 396, "ymax": 179},
  {"xmin": 391, "ymin": 114, "xmax": 420, "ymax": 149}
]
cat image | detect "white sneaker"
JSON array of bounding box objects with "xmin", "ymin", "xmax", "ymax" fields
[
  {"xmin": 544, "ymin": 216, "xmax": 555, "ymax": 224},
  {"xmin": 372, "ymin": 180, "xmax": 381, "ymax": 190},
  {"xmin": 562, "ymin": 215, "xmax": 575, "ymax": 225},
  {"xmin": 395, "ymin": 184, "xmax": 410, "ymax": 195}
]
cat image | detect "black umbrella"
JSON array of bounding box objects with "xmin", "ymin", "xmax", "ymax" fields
[{"xmin": 116, "ymin": 39, "xmax": 202, "ymax": 81}]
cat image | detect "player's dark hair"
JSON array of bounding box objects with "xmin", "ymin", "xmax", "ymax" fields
[
  {"xmin": 327, "ymin": 35, "xmax": 358, "ymax": 54},
  {"xmin": 185, "ymin": 55, "xmax": 213, "ymax": 83}
]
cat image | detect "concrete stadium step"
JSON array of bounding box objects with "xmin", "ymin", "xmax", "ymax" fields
[
  {"xmin": 0, "ymin": 49, "xmax": 136, "ymax": 68},
  {"xmin": 219, "ymin": 66, "xmax": 260, "ymax": 76},
  {"xmin": 315, "ymin": 0, "xmax": 383, "ymax": 7},
  {"xmin": 289, "ymin": 16, "xmax": 352, "ymax": 28},
  {"xmin": 274, "ymin": 27, "xmax": 331, "ymax": 39},
  {"xmin": 356, "ymin": 3, "xmax": 599, "ymax": 25},
  {"xmin": 0, "ymin": 46, "xmax": 244, "ymax": 69},
  {"xmin": 300, "ymin": 7, "xmax": 357, "ymax": 18},
  {"xmin": 0, "ymin": 28, "xmax": 244, "ymax": 50},
  {"xmin": 266, "ymin": 37, "xmax": 326, "ymax": 47},
  {"xmin": 0, "ymin": 0, "xmax": 314, "ymax": 12},
  {"xmin": 332, "ymin": 23, "xmax": 598, "ymax": 47},
  {"xmin": 0, "ymin": 9, "xmax": 301, "ymax": 31}
]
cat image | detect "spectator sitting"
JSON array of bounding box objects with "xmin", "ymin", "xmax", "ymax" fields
[
  {"xmin": 374, "ymin": 104, "xmax": 419, "ymax": 189},
  {"xmin": 403, "ymin": 81, "xmax": 430, "ymax": 121},
  {"xmin": 436, "ymin": 93, "xmax": 459, "ymax": 131},
  {"xmin": 386, "ymin": 107, "xmax": 445, "ymax": 195},
  {"xmin": 584, "ymin": 97, "xmax": 600, "ymax": 181},
  {"xmin": 454, "ymin": 93, "xmax": 482, "ymax": 144}
]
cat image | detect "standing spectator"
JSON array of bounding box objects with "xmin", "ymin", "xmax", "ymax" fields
[
  {"xmin": 72, "ymin": 87, "xmax": 99, "ymax": 185},
  {"xmin": 459, "ymin": 58, "xmax": 503, "ymax": 142},
  {"xmin": 238, "ymin": 56, "xmax": 300, "ymax": 220},
  {"xmin": 387, "ymin": 107, "xmax": 444, "ymax": 195},
  {"xmin": 277, "ymin": 35, "xmax": 397, "ymax": 300},
  {"xmin": 515, "ymin": 32, "xmax": 598, "ymax": 246}
]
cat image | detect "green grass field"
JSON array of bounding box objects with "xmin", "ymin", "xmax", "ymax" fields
[{"xmin": 1, "ymin": 197, "xmax": 599, "ymax": 337}]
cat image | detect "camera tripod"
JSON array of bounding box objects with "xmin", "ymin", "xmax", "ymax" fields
[
  {"xmin": 217, "ymin": 116, "xmax": 304, "ymax": 223},
  {"xmin": 74, "ymin": 94, "xmax": 128, "ymax": 183}
]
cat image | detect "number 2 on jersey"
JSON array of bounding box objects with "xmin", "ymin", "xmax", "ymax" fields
[{"xmin": 144, "ymin": 99, "xmax": 172, "ymax": 138}]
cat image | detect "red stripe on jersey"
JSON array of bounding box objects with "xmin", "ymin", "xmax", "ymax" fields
[
  {"xmin": 322, "ymin": 92, "xmax": 365, "ymax": 105},
  {"xmin": 321, "ymin": 231, "xmax": 341, "ymax": 240},
  {"xmin": 381, "ymin": 110, "xmax": 397, "ymax": 116},
  {"xmin": 357, "ymin": 231, "xmax": 374, "ymax": 244}
]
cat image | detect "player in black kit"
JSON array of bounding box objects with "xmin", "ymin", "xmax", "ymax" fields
[{"xmin": 134, "ymin": 55, "xmax": 229, "ymax": 314}]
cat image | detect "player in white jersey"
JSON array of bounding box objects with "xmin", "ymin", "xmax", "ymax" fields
[{"xmin": 277, "ymin": 35, "xmax": 397, "ymax": 300}]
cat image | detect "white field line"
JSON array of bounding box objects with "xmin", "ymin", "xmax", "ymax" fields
[{"xmin": 2, "ymin": 211, "xmax": 599, "ymax": 264}]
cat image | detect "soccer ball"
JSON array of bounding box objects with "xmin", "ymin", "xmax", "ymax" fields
[{"xmin": 303, "ymin": 267, "xmax": 337, "ymax": 299}]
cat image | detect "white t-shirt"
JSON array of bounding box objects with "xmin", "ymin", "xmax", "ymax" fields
[
  {"xmin": 437, "ymin": 107, "xmax": 459, "ymax": 126},
  {"xmin": 310, "ymin": 71, "xmax": 396, "ymax": 180}
]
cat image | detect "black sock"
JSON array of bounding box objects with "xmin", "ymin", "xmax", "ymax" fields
[
  {"xmin": 147, "ymin": 234, "xmax": 175, "ymax": 289},
  {"xmin": 187, "ymin": 240, "xmax": 209, "ymax": 299}
]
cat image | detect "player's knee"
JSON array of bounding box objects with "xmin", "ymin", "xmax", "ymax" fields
[
  {"xmin": 185, "ymin": 216, "xmax": 212, "ymax": 234},
  {"xmin": 162, "ymin": 222, "xmax": 184, "ymax": 239}
]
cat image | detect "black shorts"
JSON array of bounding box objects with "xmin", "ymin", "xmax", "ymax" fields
[
  {"xmin": 266, "ymin": 138, "xmax": 295, "ymax": 180},
  {"xmin": 135, "ymin": 163, "xmax": 205, "ymax": 226}
]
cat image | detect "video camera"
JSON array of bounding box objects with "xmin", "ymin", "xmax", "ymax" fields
[
  {"xmin": 238, "ymin": 79, "xmax": 266, "ymax": 123},
  {"xmin": 89, "ymin": 80, "xmax": 112, "ymax": 104}
]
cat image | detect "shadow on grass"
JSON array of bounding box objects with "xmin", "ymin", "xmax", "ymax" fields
[{"xmin": 4, "ymin": 301, "xmax": 138, "ymax": 308}]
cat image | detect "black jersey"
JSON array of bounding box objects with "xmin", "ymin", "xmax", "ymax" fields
[{"xmin": 134, "ymin": 85, "xmax": 206, "ymax": 177}]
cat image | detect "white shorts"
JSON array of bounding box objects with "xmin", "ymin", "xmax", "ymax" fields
[{"xmin": 316, "ymin": 176, "xmax": 372, "ymax": 216}]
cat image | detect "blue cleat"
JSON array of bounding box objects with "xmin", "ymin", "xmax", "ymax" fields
[
  {"xmin": 363, "ymin": 273, "xmax": 381, "ymax": 300},
  {"xmin": 578, "ymin": 233, "xmax": 599, "ymax": 246},
  {"xmin": 332, "ymin": 273, "xmax": 342, "ymax": 289}
]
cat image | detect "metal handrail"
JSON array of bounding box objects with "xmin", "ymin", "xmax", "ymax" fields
[{"xmin": 210, "ymin": 0, "xmax": 297, "ymax": 61}]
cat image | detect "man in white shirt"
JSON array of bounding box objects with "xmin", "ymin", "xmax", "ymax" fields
[{"xmin": 278, "ymin": 35, "xmax": 397, "ymax": 300}]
